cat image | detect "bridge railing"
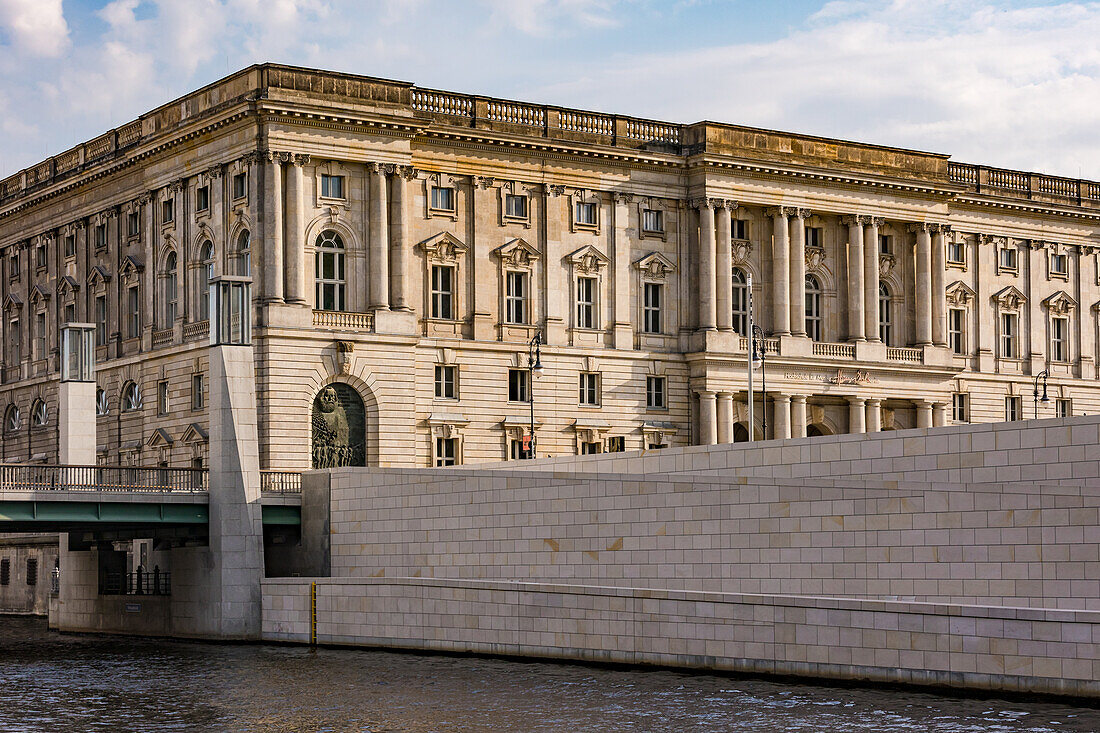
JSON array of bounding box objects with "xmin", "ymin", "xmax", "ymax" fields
[
  {"xmin": 0, "ymin": 464, "xmax": 208, "ymax": 493},
  {"xmin": 100, "ymin": 569, "xmax": 171, "ymax": 596},
  {"xmin": 260, "ymin": 470, "xmax": 302, "ymax": 494}
]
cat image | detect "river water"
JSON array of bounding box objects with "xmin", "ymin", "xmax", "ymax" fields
[{"xmin": 2, "ymin": 617, "xmax": 1099, "ymax": 733}]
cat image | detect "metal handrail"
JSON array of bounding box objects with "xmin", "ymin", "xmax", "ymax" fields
[{"xmin": 0, "ymin": 464, "xmax": 208, "ymax": 493}]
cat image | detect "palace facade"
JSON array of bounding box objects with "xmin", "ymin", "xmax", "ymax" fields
[{"xmin": 0, "ymin": 64, "xmax": 1098, "ymax": 470}]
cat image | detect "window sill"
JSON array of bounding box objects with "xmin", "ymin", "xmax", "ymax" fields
[
  {"xmin": 427, "ymin": 207, "xmax": 458, "ymax": 221},
  {"xmin": 639, "ymin": 228, "xmax": 666, "ymax": 242},
  {"xmin": 501, "ymin": 215, "xmax": 531, "ymax": 228}
]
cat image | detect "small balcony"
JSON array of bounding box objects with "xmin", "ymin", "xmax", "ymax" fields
[{"xmin": 313, "ymin": 310, "xmax": 375, "ymax": 332}]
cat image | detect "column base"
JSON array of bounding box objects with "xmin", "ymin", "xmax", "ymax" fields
[
  {"xmin": 471, "ymin": 313, "xmax": 495, "ymax": 342},
  {"xmin": 613, "ymin": 323, "xmax": 634, "ymax": 350}
]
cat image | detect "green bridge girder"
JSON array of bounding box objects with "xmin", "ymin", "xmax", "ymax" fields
[{"xmin": 0, "ymin": 499, "xmax": 299, "ymax": 530}]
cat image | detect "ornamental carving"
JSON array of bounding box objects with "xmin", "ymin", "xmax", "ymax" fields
[
  {"xmin": 634, "ymin": 252, "xmax": 677, "ymax": 280},
  {"xmin": 567, "ymin": 244, "xmax": 610, "ymax": 274},
  {"xmin": 805, "ymin": 246, "xmax": 825, "ymax": 273},
  {"xmin": 420, "ymin": 232, "xmax": 468, "ymax": 263},
  {"xmin": 494, "ymin": 238, "xmax": 540, "ymax": 269},
  {"xmin": 731, "ymin": 241, "xmax": 752, "ymax": 267},
  {"xmin": 879, "ymin": 253, "xmax": 896, "ymax": 277},
  {"xmin": 1043, "ymin": 291, "xmax": 1076, "ymax": 315},
  {"xmin": 992, "ymin": 285, "xmax": 1026, "ymax": 311},
  {"xmin": 945, "ymin": 281, "xmax": 976, "ymax": 307},
  {"xmin": 311, "ymin": 383, "xmax": 365, "ymax": 469}
]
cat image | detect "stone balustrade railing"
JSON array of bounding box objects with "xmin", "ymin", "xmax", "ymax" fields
[
  {"xmin": 948, "ymin": 162, "xmax": 1100, "ymax": 206},
  {"xmin": 886, "ymin": 346, "xmax": 923, "ymax": 362},
  {"xmin": 312, "ymin": 310, "xmax": 375, "ymax": 331},
  {"xmin": 812, "ymin": 342, "xmax": 855, "ymax": 359},
  {"xmin": 183, "ymin": 320, "xmax": 209, "ymax": 342}
]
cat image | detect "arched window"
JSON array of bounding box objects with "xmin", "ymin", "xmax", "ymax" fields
[
  {"xmin": 805, "ymin": 274, "xmax": 822, "ymax": 342},
  {"xmin": 4, "ymin": 404, "xmax": 20, "ymax": 433},
  {"xmin": 121, "ymin": 382, "xmax": 142, "ymax": 413},
  {"xmin": 31, "ymin": 399, "xmax": 47, "ymax": 427},
  {"xmin": 878, "ymin": 282, "xmax": 892, "ymax": 345},
  {"xmin": 731, "ymin": 268, "xmax": 749, "ymax": 335},
  {"xmin": 197, "ymin": 241, "xmax": 215, "ymax": 321},
  {"xmin": 235, "ymin": 231, "xmax": 250, "ymax": 277},
  {"xmin": 164, "ymin": 251, "xmax": 178, "ymax": 326},
  {"xmin": 96, "ymin": 388, "xmax": 110, "ymax": 416},
  {"xmin": 315, "ymin": 231, "xmax": 346, "ymax": 312}
]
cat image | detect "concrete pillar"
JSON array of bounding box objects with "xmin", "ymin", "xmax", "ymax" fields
[
  {"xmin": 845, "ymin": 217, "xmax": 865, "ymax": 341},
  {"xmin": 283, "ymin": 155, "xmax": 307, "ymax": 305},
  {"xmin": 790, "ymin": 209, "xmax": 808, "ymax": 337},
  {"xmin": 263, "ymin": 151, "xmax": 284, "ymax": 303},
  {"xmin": 390, "ymin": 166, "xmax": 412, "ymax": 311},
  {"xmin": 769, "ymin": 208, "xmax": 791, "ymax": 335},
  {"xmin": 791, "ymin": 395, "xmax": 807, "ymax": 438},
  {"xmin": 715, "ymin": 203, "xmax": 733, "ymax": 332},
  {"xmin": 914, "ymin": 223, "xmax": 933, "ymax": 346},
  {"xmin": 698, "ymin": 391, "xmax": 717, "ymax": 445},
  {"xmin": 697, "ymin": 201, "xmax": 717, "ymax": 331},
  {"xmin": 716, "ymin": 392, "xmax": 733, "ymax": 443},
  {"xmin": 932, "ymin": 225, "xmax": 947, "ymax": 346},
  {"xmin": 369, "ymin": 163, "xmax": 390, "ymax": 310},
  {"xmin": 866, "ymin": 398, "xmax": 882, "ymax": 432},
  {"xmin": 848, "ymin": 397, "xmax": 866, "ymax": 434},
  {"xmin": 932, "ymin": 401, "xmax": 948, "ymax": 427},
  {"xmin": 612, "ymin": 192, "xmax": 634, "ymax": 347},
  {"xmin": 864, "ymin": 217, "xmax": 881, "ymax": 342},
  {"xmin": 915, "ymin": 400, "xmax": 933, "ymax": 428},
  {"xmin": 773, "ymin": 393, "xmax": 792, "ymax": 440}
]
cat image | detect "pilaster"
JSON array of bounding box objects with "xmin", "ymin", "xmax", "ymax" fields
[
  {"xmin": 789, "ymin": 208, "xmax": 809, "ymax": 337},
  {"xmin": 368, "ymin": 162, "xmax": 391, "ymax": 310},
  {"xmin": 612, "ymin": 192, "xmax": 634, "ymax": 348}
]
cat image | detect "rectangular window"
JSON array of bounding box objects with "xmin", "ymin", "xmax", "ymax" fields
[
  {"xmin": 1051, "ymin": 316, "xmax": 1069, "ymax": 361},
  {"xmin": 642, "ymin": 282, "xmax": 662, "ymax": 334},
  {"xmin": 510, "ymin": 439, "xmax": 532, "ymax": 461},
  {"xmin": 576, "ymin": 277, "xmax": 597, "ymax": 329},
  {"xmin": 128, "ymin": 211, "xmax": 140, "ymax": 237},
  {"xmin": 641, "ymin": 209, "xmax": 663, "ymax": 233},
  {"xmin": 1050, "ymin": 252, "xmax": 1068, "ymax": 276},
  {"xmin": 161, "ymin": 199, "xmax": 174, "ymax": 224},
  {"xmin": 34, "ymin": 312, "xmax": 45, "ymax": 359},
  {"xmin": 646, "ymin": 376, "xmax": 667, "ymax": 410},
  {"xmin": 430, "ymin": 186, "xmax": 455, "ymax": 211},
  {"xmin": 1000, "ymin": 312, "xmax": 1018, "ymax": 359},
  {"xmin": 505, "ymin": 194, "xmax": 528, "ymax": 219},
  {"xmin": 732, "ymin": 219, "xmax": 748, "ymax": 240},
  {"xmin": 0, "ymin": 558, "xmax": 8, "ymax": 585},
  {"xmin": 157, "ymin": 380, "xmax": 170, "ymax": 416},
  {"xmin": 1005, "ymin": 395, "xmax": 1022, "ymax": 421},
  {"xmin": 947, "ymin": 240, "xmax": 965, "ymax": 264},
  {"xmin": 321, "ymin": 174, "xmax": 345, "ymax": 199},
  {"xmin": 430, "ymin": 265, "xmax": 455, "ymax": 320},
  {"xmin": 435, "ymin": 437, "xmax": 457, "ymax": 467},
  {"xmin": 952, "ymin": 393, "xmax": 969, "ymax": 423},
  {"xmin": 94, "ymin": 296, "xmax": 107, "ymax": 346},
  {"xmin": 580, "ymin": 441, "xmax": 601, "ymax": 455},
  {"xmin": 94, "ymin": 224, "xmax": 107, "ymax": 249},
  {"xmin": 805, "ymin": 227, "xmax": 823, "ymax": 248},
  {"xmin": 233, "ymin": 172, "xmax": 247, "ymax": 199},
  {"xmin": 1000, "ymin": 246, "xmax": 1017, "ymax": 271},
  {"xmin": 948, "ymin": 308, "xmax": 966, "ymax": 355},
  {"xmin": 1056, "ymin": 398, "xmax": 1072, "ymax": 418},
  {"xmin": 127, "ymin": 285, "xmax": 140, "ymax": 339},
  {"xmin": 64, "ymin": 303, "xmax": 75, "ymax": 323},
  {"xmin": 574, "ymin": 201, "xmax": 597, "ymax": 226},
  {"xmin": 579, "ymin": 372, "xmax": 600, "ymax": 406},
  {"xmin": 434, "ymin": 365, "xmax": 457, "ymax": 399},
  {"xmin": 64, "ymin": 235, "xmax": 75, "ymax": 258},
  {"xmin": 191, "ymin": 373, "xmax": 204, "ymax": 410},
  {"xmin": 196, "ymin": 185, "xmax": 210, "ymax": 212},
  {"xmin": 607, "ymin": 436, "xmax": 625, "ymax": 453},
  {"xmin": 35, "ymin": 244, "xmax": 46, "ymax": 269},
  {"xmin": 25, "ymin": 558, "xmax": 35, "ymax": 587},
  {"xmin": 8, "ymin": 318, "xmax": 20, "ymax": 364},
  {"xmin": 879, "ymin": 235, "xmax": 893, "ymax": 255},
  {"xmin": 508, "ymin": 368, "xmax": 530, "ymax": 403},
  {"xmin": 505, "ymin": 271, "xmax": 528, "ymax": 324}
]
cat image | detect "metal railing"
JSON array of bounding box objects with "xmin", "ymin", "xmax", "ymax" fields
[
  {"xmin": 0, "ymin": 464, "xmax": 208, "ymax": 493},
  {"xmin": 101, "ymin": 568, "xmax": 171, "ymax": 596},
  {"xmin": 261, "ymin": 470, "xmax": 302, "ymax": 494}
]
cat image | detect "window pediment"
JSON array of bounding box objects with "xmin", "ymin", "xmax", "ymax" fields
[
  {"xmin": 945, "ymin": 280, "xmax": 976, "ymax": 307},
  {"xmin": 1043, "ymin": 290, "xmax": 1076, "ymax": 314},
  {"xmin": 3, "ymin": 293, "xmax": 22, "ymax": 312},
  {"xmin": 567, "ymin": 244, "xmax": 609, "ymax": 274},
  {"xmin": 29, "ymin": 284, "xmax": 50, "ymax": 305},
  {"xmin": 494, "ymin": 238, "xmax": 541, "ymax": 269},
  {"xmin": 120, "ymin": 255, "xmax": 144, "ymax": 283},
  {"xmin": 87, "ymin": 265, "xmax": 112, "ymax": 288},
  {"xmin": 56, "ymin": 275, "xmax": 80, "ymax": 297},
  {"xmin": 420, "ymin": 232, "xmax": 468, "ymax": 263},
  {"xmin": 181, "ymin": 423, "xmax": 208, "ymax": 444},
  {"xmin": 634, "ymin": 252, "xmax": 676, "ymax": 280},
  {"xmin": 146, "ymin": 427, "xmax": 175, "ymax": 448},
  {"xmin": 992, "ymin": 285, "xmax": 1026, "ymax": 310}
]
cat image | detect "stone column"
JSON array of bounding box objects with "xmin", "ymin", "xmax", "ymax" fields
[
  {"xmin": 931, "ymin": 225, "xmax": 947, "ymax": 346},
  {"xmin": 791, "ymin": 395, "xmax": 807, "ymax": 438},
  {"xmin": 790, "ymin": 209, "xmax": 808, "ymax": 337},
  {"xmin": 913, "ymin": 223, "xmax": 933, "ymax": 346},
  {"xmin": 866, "ymin": 398, "xmax": 882, "ymax": 432},
  {"xmin": 543, "ymin": 186, "xmax": 567, "ymax": 344},
  {"xmin": 769, "ymin": 208, "xmax": 791, "ymax": 335},
  {"xmin": 915, "ymin": 400, "xmax": 933, "ymax": 429},
  {"xmin": 844, "ymin": 216, "xmax": 865, "ymax": 341},
  {"xmin": 471, "ymin": 176, "xmax": 495, "ymax": 339},
  {"xmin": 848, "ymin": 397, "xmax": 866, "ymax": 434},
  {"xmin": 283, "ymin": 154, "xmax": 308, "ymax": 305},
  {"xmin": 773, "ymin": 394, "xmax": 792, "ymax": 440},
  {"xmin": 612, "ymin": 192, "xmax": 634, "ymax": 347},
  {"xmin": 716, "ymin": 392, "xmax": 733, "ymax": 444},
  {"xmin": 390, "ymin": 166, "xmax": 413, "ymax": 311},
  {"xmin": 698, "ymin": 391, "xmax": 717, "ymax": 445},
  {"xmin": 864, "ymin": 217, "xmax": 881, "ymax": 341},
  {"xmin": 245, "ymin": 153, "xmax": 264, "ymax": 298},
  {"xmin": 697, "ymin": 200, "xmax": 717, "ymax": 331},
  {"xmin": 932, "ymin": 401, "xmax": 948, "ymax": 427},
  {"xmin": 368, "ymin": 163, "xmax": 390, "ymax": 310},
  {"xmin": 140, "ymin": 195, "xmax": 155, "ymax": 349},
  {"xmin": 262, "ymin": 152, "xmax": 284, "ymax": 303},
  {"xmin": 715, "ymin": 203, "xmax": 733, "ymax": 332}
]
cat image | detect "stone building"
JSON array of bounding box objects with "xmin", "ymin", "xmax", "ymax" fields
[{"xmin": 0, "ymin": 63, "xmax": 1097, "ymax": 471}]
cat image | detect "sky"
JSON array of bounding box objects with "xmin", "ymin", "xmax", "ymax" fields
[{"xmin": 0, "ymin": 0, "xmax": 1099, "ymax": 180}]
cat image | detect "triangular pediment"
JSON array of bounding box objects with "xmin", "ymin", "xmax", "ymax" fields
[
  {"xmin": 87, "ymin": 265, "xmax": 111, "ymax": 286},
  {"xmin": 634, "ymin": 251, "xmax": 677, "ymax": 279},
  {"xmin": 945, "ymin": 280, "xmax": 976, "ymax": 306},
  {"xmin": 146, "ymin": 428, "xmax": 174, "ymax": 448},
  {"xmin": 419, "ymin": 232, "xmax": 468, "ymax": 262},
  {"xmin": 494, "ymin": 238, "xmax": 541, "ymax": 268},
  {"xmin": 56, "ymin": 275, "xmax": 79, "ymax": 297},
  {"xmin": 992, "ymin": 285, "xmax": 1026, "ymax": 310},
  {"xmin": 566, "ymin": 244, "xmax": 610, "ymax": 274},
  {"xmin": 3, "ymin": 293, "xmax": 22, "ymax": 312},
  {"xmin": 180, "ymin": 423, "xmax": 208, "ymax": 444},
  {"xmin": 29, "ymin": 284, "xmax": 50, "ymax": 305},
  {"xmin": 1043, "ymin": 290, "xmax": 1077, "ymax": 314},
  {"xmin": 120, "ymin": 255, "xmax": 145, "ymax": 279}
]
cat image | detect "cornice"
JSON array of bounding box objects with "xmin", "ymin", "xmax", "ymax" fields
[{"xmin": 949, "ymin": 194, "xmax": 1100, "ymax": 222}]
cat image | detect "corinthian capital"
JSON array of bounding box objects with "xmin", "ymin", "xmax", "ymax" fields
[
  {"xmin": 474, "ymin": 175, "xmax": 495, "ymax": 190},
  {"xmin": 292, "ymin": 154, "xmax": 311, "ymax": 167},
  {"xmin": 907, "ymin": 222, "xmax": 934, "ymax": 234}
]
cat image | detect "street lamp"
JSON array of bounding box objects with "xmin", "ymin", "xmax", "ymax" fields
[
  {"xmin": 527, "ymin": 331, "xmax": 543, "ymax": 458},
  {"xmin": 752, "ymin": 324, "xmax": 768, "ymax": 440},
  {"xmin": 1033, "ymin": 369, "xmax": 1050, "ymax": 419}
]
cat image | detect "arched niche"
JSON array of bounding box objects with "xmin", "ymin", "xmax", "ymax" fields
[{"xmin": 311, "ymin": 383, "xmax": 366, "ymax": 468}]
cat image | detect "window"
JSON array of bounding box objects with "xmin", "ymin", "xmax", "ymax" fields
[
  {"xmin": 879, "ymin": 235, "xmax": 893, "ymax": 255},
  {"xmin": 579, "ymin": 372, "xmax": 600, "ymax": 406},
  {"xmin": 646, "ymin": 376, "xmax": 666, "ymax": 410},
  {"xmin": 505, "ymin": 194, "xmax": 528, "ymax": 219},
  {"xmin": 574, "ymin": 201, "xmax": 597, "ymax": 226},
  {"xmin": 505, "ymin": 271, "xmax": 528, "ymax": 324},
  {"xmin": 581, "ymin": 442, "xmax": 601, "ymax": 455},
  {"xmin": 198, "ymin": 241, "xmax": 214, "ymax": 321},
  {"xmin": 8, "ymin": 318, "xmax": 20, "ymax": 364},
  {"xmin": 157, "ymin": 380, "xmax": 170, "ymax": 416},
  {"xmin": 64, "ymin": 235, "xmax": 75, "ymax": 259},
  {"xmin": 233, "ymin": 172, "xmax": 247, "ymax": 200},
  {"xmin": 0, "ymin": 558, "xmax": 8, "ymax": 586},
  {"xmin": 430, "ymin": 265, "xmax": 455, "ymax": 320},
  {"xmin": 196, "ymin": 185, "xmax": 210, "ymax": 212},
  {"xmin": 4, "ymin": 405, "xmax": 19, "ymax": 433},
  {"xmin": 948, "ymin": 308, "xmax": 966, "ymax": 355},
  {"xmin": 64, "ymin": 303, "xmax": 75, "ymax": 323},
  {"xmin": 122, "ymin": 382, "xmax": 142, "ymax": 412},
  {"xmin": 805, "ymin": 274, "xmax": 822, "ymax": 342},
  {"xmin": 321, "ymin": 174, "xmax": 345, "ymax": 199},
  {"xmin": 435, "ymin": 437, "xmax": 457, "ymax": 467},
  {"xmin": 576, "ymin": 277, "xmax": 597, "ymax": 329},
  {"xmin": 1051, "ymin": 316, "xmax": 1069, "ymax": 362},
  {"xmin": 1056, "ymin": 398, "xmax": 1072, "ymax": 418},
  {"xmin": 96, "ymin": 388, "xmax": 109, "ymax": 416},
  {"xmin": 94, "ymin": 296, "xmax": 107, "ymax": 346},
  {"xmin": 510, "ymin": 439, "xmax": 532, "ymax": 460},
  {"xmin": 642, "ymin": 209, "xmax": 663, "ymax": 233},
  {"xmin": 947, "ymin": 239, "xmax": 965, "ymax": 264},
  {"xmin": 1005, "ymin": 395, "xmax": 1022, "ymax": 421},
  {"xmin": 732, "ymin": 268, "xmax": 749, "ymax": 335},
  {"xmin": 235, "ymin": 231, "xmax": 250, "ymax": 277},
  {"xmin": 732, "ymin": 219, "xmax": 748, "ymax": 240},
  {"xmin": 805, "ymin": 226, "xmax": 823, "ymax": 248},
  {"xmin": 430, "ymin": 186, "xmax": 455, "ymax": 211},
  {"xmin": 35, "ymin": 243, "xmax": 46, "ymax": 269},
  {"xmin": 31, "ymin": 399, "xmax": 47, "ymax": 427},
  {"xmin": 642, "ymin": 282, "xmax": 662, "ymax": 334},
  {"xmin": 128, "ymin": 211, "xmax": 140, "ymax": 237},
  {"xmin": 315, "ymin": 231, "xmax": 346, "ymax": 311},
  {"xmin": 26, "ymin": 558, "xmax": 36, "ymax": 587},
  {"xmin": 127, "ymin": 285, "xmax": 140, "ymax": 339},
  {"xmin": 1000, "ymin": 246, "xmax": 1017, "ymax": 271},
  {"xmin": 952, "ymin": 393, "xmax": 969, "ymax": 423},
  {"xmin": 607, "ymin": 436, "xmax": 625, "ymax": 453},
  {"xmin": 508, "ymin": 368, "xmax": 529, "ymax": 402},
  {"xmin": 162, "ymin": 199, "xmax": 174, "ymax": 224},
  {"xmin": 192, "ymin": 373, "xmax": 204, "ymax": 410},
  {"xmin": 1000, "ymin": 312, "xmax": 1018, "ymax": 359},
  {"xmin": 94, "ymin": 224, "xmax": 107, "ymax": 249},
  {"xmin": 878, "ymin": 283, "xmax": 892, "ymax": 346},
  {"xmin": 34, "ymin": 311, "xmax": 46, "ymax": 359},
  {"xmin": 164, "ymin": 251, "xmax": 178, "ymax": 325},
  {"xmin": 1050, "ymin": 252, "xmax": 1068, "ymax": 276},
  {"xmin": 434, "ymin": 365, "xmax": 456, "ymax": 399}
]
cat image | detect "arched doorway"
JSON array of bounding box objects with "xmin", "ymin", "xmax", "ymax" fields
[
  {"xmin": 732, "ymin": 423, "xmax": 749, "ymax": 443},
  {"xmin": 311, "ymin": 383, "xmax": 366, "ymax": 468},
  {"xmin": 806, "ymin": 423, "xmax": 833, "ymax": 438}
]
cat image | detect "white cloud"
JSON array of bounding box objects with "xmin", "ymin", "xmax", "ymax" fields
[{"xmin": 0, "ymin": 0, "xmax": 69, "ymax": 57}]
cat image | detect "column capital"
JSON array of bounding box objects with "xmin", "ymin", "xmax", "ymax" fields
[
  {"xmin": 291, "ymin": 154, "xmax": 311, "ymax": 167},
  {"xmin": 697, "ymin": 389, "xmax": 717, "ymax": 398},
  {"xmin": 241, "ymin": 150, "xmax": 265, "ymax": 167},
  {"xmin": 261, "ymin": 150, "xmax": 290, "ymax": 164},
  {"xmin": 840, "ymin": 215, "xmax": 862, "ymax": 227},
  {"xmin": 764, "ymin": 206, "xmax": 799, "ymax": 219},
  {"xmin": 367, "ymin": 161, "xmax": 394, "ymax": 176},
  {"xmin": 931, "ymin": 223, "xmax": 952, "ymax": 234},
  {"xmin": 205, "ymin": 164, "xmax": 225, "ymax": 179},
  {"xmin": 773, "ymin": 393, "xmax": 792, "ymax": 403},
  {"xmin": 689, "ymin": 196, "xmax": 729, "ymax": 210},
  {"xmin": 908, "ymin": 222, "xmax": 935, "ymax": 234},
  {"xmin": 847, "ymin": 396, "xmax": 867, "ymax": 406},
  {"xmin": 474, "ymin": 175, "xmax": 495, "ymax": 190},
  {"xmin": 790, "ymin": 394, "xmax": 808, "ymax": 404},
  {"xmin": 790, "ymin": 207, "xmax": 811, "ymax": 220},
  {"xmin": 612, "ymin": 191, "xmax": 634, "ymax": 205},
  {"xmin": 546, "ymin": 184, "xmax": 567, "ymax": 197},
  {"xmin": 866, "ymin": 397, "xmax": 882, "ymax": 406}
]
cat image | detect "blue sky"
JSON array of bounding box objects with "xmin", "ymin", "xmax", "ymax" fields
[{"xmin": 1, "ymin": 0, "xmax": 1098, "ymax": 179}]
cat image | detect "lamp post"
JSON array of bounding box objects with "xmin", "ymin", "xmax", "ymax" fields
[
  {"xmin": 752, "ymin": 324, "xmax": 768, "ymax": 440},
  {"xmin": 527, "ymin": 331, "xmax": 543, "ymax": 458},
  {"xmin": 1033, "ymin": 369, "xmax": 1050, "ymax": 419}
]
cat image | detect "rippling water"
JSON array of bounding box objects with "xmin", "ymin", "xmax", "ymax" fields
[{"xmin": 1, "ymin": 617, "xmax": 1099, "ymax": 732}]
